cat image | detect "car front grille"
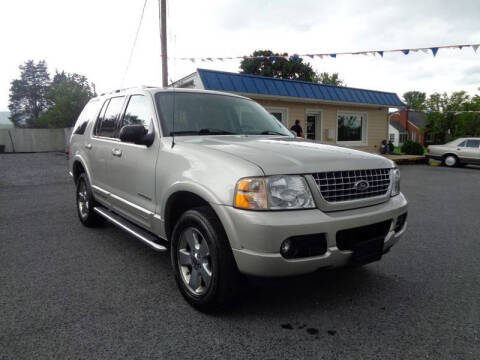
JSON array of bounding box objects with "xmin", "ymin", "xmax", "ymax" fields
[{"xmin": 312, "ymin": 168, "xmax": 391, "ymax": 203}]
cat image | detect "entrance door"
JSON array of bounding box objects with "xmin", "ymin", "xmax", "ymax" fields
[{"xmin": 306, "ymin": 112, "xmax": 322, "ymax": 140}]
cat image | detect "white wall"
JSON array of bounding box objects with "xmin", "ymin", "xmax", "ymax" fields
[
  {"xmin": 0, "ymin": 128, "xmax": 71, "ymax": 152},
  {"xmin": 388, "ymin": 124, "xmax": 399, "ymax": 147}
]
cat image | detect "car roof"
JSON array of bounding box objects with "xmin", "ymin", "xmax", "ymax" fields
[{"xmin": 92, "ymin": 86, "xmax": 250, "ymax": 101}]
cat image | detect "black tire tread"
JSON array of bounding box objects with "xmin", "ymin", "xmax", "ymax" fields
[{"xmin": 170, "ymin": 206, "xmax": 242, "ymax": 311}]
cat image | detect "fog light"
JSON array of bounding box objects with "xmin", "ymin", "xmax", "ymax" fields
[{"xmin": 281, "ymin": 239, "xmax": 291, "ymax": 255}]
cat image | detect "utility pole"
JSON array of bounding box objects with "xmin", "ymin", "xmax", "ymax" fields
[{"xmin": 159, "ymin": 0, "xmax": 168, "ymax": 88}]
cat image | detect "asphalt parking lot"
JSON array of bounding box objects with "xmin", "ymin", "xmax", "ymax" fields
[{"xmin": 1, "ymin": 153, "xmax": 479, "ymax": 359}]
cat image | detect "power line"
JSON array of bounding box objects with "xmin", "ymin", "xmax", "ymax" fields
[{"xmin": 121, "ymin": 0, "xmax": 148, "ymax": 87}]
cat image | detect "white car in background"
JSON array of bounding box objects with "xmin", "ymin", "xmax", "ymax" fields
[{"xmin": 427, "ymin": 138, "xmax": 480, "ymax": 167}]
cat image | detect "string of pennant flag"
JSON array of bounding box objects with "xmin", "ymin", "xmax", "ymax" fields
[{"xmin": 173, "ymin": 43, "xmax": 480, "ymax": 62}]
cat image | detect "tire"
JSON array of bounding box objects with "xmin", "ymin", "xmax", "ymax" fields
[
  {"xmin": 443, "ymin": 154, "xmax": 458, "ymax": 167},
  {"xmin": 170, "ymin": 206, "xmax": 242, "ymax": 311},
  {"xmin": 76, "ymin": 173, "xmax": 104, "ymax": 227}
]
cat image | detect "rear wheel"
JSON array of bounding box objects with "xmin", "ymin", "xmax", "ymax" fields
[
  {"xmin": 76, "ymin": 173, "xmax": 104, "ymax": 227},
  {"xmin": 443, "ymin": 155, "xmax": 458, "ymax": 167},
  {"xmin": 171, "ymin": 207, "xmax": 242, "ymax": 311}
]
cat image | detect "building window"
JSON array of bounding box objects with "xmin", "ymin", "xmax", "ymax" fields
[
  {"xmin": 389, "ymin": 133, "xmax": 395, "ymax": 143},
  {"xmin": 411, "ymin": 132, "xmax": 417, "ymax": 142},
  {"xmin": 399, "ymin": 133, "xmax": 407, "ymax": 144},
  {"xmin": 265, "ymin": 107, "xmax": 288, "ymax": 127},
  {"xmin": 337, "ymin": 112, "xmax": 367, "ymax": 144}
]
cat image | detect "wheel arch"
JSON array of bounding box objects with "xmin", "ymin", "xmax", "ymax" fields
[
  {"xmin": 71, "ymin": 155, "xmax": 92, "ymax": 185},
  {"xmin": 163, "ymin": 190, "xmax": 218, "ymax": 242}
]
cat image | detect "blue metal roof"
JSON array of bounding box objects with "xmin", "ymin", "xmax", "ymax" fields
[{"xmin": 197, "ymin": 69, "xmax": 404, "ymax": 108}]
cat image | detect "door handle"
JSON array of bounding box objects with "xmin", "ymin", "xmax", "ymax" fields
[
  {"xmin": 85, "ymin": 143, "xmax": 92, "ymax": 150},
  {"xmin": 112, "ymin": 148, "xmax": 122, "ymax": 157}
]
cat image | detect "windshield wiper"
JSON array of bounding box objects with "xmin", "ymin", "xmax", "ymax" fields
[
  {"xmin": 198, "ymin": 128, "xmax": 238, "ymax": 135},
  {"xmin": 258, "ymin": 130, "xmax": 288, "ymax": 136},
  {"xmin": 170, "ymin": 130, "xmax": 199, "ymax": 136},
  {"xmin": 169, "ymin": 129, "xmax": 238, "ymax": 136}
]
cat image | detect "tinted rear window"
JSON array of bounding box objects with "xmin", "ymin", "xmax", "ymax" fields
[
  {"xmin": 94, "ymin": 97, "xmax": 125, "ymax": 138},
  {"xmin": 73, "ymin": 100, "xmax": 101, "ymax": 135}
]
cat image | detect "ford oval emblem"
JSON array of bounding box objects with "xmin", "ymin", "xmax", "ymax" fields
[{"xmin": 353, "ymin": 180, "xmax": 370, "ymax": 191}]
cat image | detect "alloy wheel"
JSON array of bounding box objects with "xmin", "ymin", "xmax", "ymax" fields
[
  {"xmin": 177, "ymin": 227, "xmax": 212, "ymax": 295},
  {"xmin": 77, "ymin": 180, "xmax": 89, "ymax": 219}
]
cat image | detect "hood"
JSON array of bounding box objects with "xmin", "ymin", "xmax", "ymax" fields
[{"xmin": 177, "ymin": 135, "xmax": 394, "ymax": 175}]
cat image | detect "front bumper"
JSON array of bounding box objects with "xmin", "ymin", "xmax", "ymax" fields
[{"xmin": 212, "ymin": 193, "xmax": 408, "ymax": 277}]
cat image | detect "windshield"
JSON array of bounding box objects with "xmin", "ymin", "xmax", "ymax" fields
[{"xmin": 155, "ymin": 92, "xmax": 291, "ymax": 136}]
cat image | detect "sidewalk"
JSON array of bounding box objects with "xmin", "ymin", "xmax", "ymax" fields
[{"xmin": 382, "ymin": 154, "xmax": 427, "ymax": 165}]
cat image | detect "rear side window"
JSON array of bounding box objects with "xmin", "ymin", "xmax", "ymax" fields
[
  {"xmin": 94, "ymin": 96, "xmax": 125, "ymax": 138},
  {"xmin": 120, "ymin": 95, "xmax": 153, "ymax": 131},
  {"xmin": 73, "ymin": 100, "xmax": 100, "ymax": 135},
  {"xmin": 466, "ymin": 139, "xmax": 480, "ymax": 148}
]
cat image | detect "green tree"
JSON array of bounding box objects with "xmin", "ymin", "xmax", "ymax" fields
[
  {"xmin": 37, "ymin": 71, "xmax": 96, "ymax": 128},
  {"xmin": 8, "ymin": 60, "xmax": 50, "ymax": 127},
  {"xmin": 314, "ymin": 72, "xmax": 345, "ymax": 86},
  {"xmin": 402, "ymin": 91, "xmax": 426, "ymax": 110},
  {"xmin": 424, "ymin": 91, "xmax": 478, "ymax": 142},
  {"xmin": 240, "ymin": 50, "xmax": 317, "ymax": 82},
  {"xmin": 240, "ymin": 50, "xmax": 345, "ymax": 85}
]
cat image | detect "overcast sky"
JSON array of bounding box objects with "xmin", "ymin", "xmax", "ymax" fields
[{"xmin": 1, "ymin": 0, "xmax": 479, "ymax": 110}]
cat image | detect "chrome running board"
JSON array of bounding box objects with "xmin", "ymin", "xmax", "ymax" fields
[{"xmin": 93, "ymin": 207, "xmax": 167, "ymax": 252}]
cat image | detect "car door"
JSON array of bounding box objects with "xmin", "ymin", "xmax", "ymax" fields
[
  {"xmin": 107, "ymin": 93, "xmax": 159, "ymax": 230},
  {"xmin": 463, "ymin": 139, "xmax": 480, "ymax": 163},
  {"xmin": 87, "ymin": 97, "xmax": 125, "ymax": 206}
]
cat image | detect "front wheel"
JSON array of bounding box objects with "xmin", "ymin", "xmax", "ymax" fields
[
  {"xmin": 76, "ymin": 173, "xmax": 104, "ymax": 227},
  {"xmin": 443, "ymin": 155, "xmax": 458, "ymax": 167},
  {"xmin": 171, "ymin": 207, "xmax": 242, "ymax": 311}
]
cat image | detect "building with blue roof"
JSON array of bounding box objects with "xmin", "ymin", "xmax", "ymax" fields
[{"xmin": 172, "ymin": 69, "xmax": 404, "ymax": 152}]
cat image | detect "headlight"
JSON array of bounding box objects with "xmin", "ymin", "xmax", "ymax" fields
[
  {"xmin": 391, "ymin": 168, "xmax": 400, "ymax": 197},
  {"xmin": 234, "ymin": 175, "xmax": 316, "ymax": 210}
]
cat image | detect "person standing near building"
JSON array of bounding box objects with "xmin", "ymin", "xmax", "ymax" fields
[{"xmin": 290, "ymin": 120, "xmax": 304, "ymax": 137}]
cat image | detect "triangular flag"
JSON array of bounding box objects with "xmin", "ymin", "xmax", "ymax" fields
[
  {"xmin": 307, "ymin": 54, "xmax": 314, "ymax": 59},
  {"xmin": 411, "ymin": 49, "xmax": 420, "ymax": 53},
  {"xmin": 421, "ymin": 49, "xmax": 429, "ymax": 54},
  {"xmin": 458, "ymin": 45, "xmax": 464, "ymax": 50},
  {"xmin": 206, "ymin": 57, "xmax": 213, "ymax": 61},
  {"xmin": 317, "ymin": 54, "xmax": 324, "ymax": 59},
  {"xmin": 217, "ymin": 57, "xmax": 224, "ymax": 61},
  {"xmin": 190, "ymin": 58, "xmax": 196, "ymax": 63},
  {"xmin": 430, "ymin": 47, "xmax": 439, "ymax": 57},
  {"xmin": 330, "ymin": 54, "xmax": 336, "ymax": 58},
  {"xmin": 377, "ymin": 51, "xmax": 384, "ymax": 57},
  {"xmin": 473, "ymin": 45, "xmax": 479, "ymax": 53},
  {"xmin": 401, "ymin": 50, "xmax": 410, "ymax": 55}
]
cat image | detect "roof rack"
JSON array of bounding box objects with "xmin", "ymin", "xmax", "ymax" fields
[{"xmin": 96, "ymin": 85, "xmax": 161, "ymax": 98}]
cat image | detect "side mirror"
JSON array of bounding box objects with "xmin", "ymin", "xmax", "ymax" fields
[
  {"xmin": 290, "ymin": 130, "xmax": 297, "ymax": 138},
  {"xmin": 119, "ymin": 125, "xmax": 154, "ymax": 146}
]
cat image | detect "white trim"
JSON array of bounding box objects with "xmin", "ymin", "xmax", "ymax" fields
[
  {"xmin": 336, "ymin": 111, "xmax": 368, "ymax": 146},
  {"xmin": 264, "ymin": 106, "xmax": 289, "ymax": 127},
  {"xmin": 305, "ymin": 108, "xmax": 323, "ymax": 141}
]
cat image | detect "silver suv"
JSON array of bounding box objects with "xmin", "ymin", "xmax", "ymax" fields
[{"xmin": 69, "ymin": 87, "xmax": 408, "ymax": 310}]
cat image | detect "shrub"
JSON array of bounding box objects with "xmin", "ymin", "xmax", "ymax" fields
[
  {"xmin": 388, "ymin": 141, "xmax": 394, "ymax": 153},
  {"xmin": 401, "ymin": 140, "xmax": 424, "ymax": 155}
]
